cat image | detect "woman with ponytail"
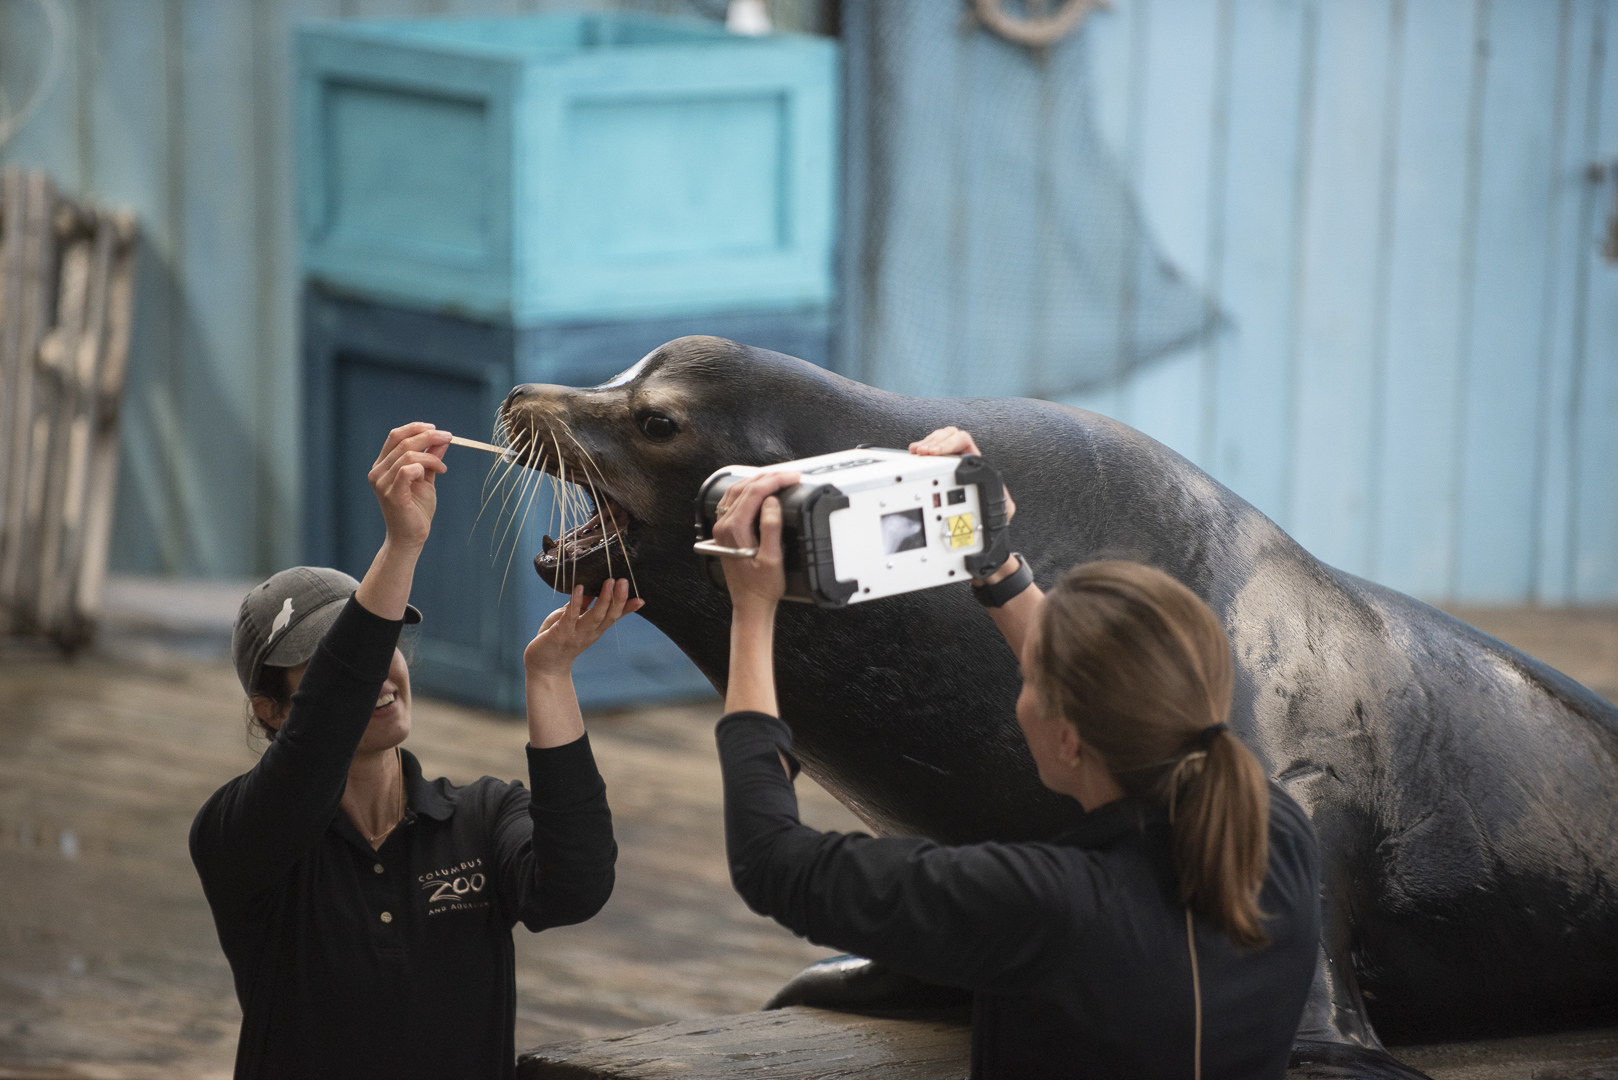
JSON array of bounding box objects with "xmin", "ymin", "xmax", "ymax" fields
[{"xmin": 710, "ymin": 427, "xmax": 1321, "ymax": 1080}]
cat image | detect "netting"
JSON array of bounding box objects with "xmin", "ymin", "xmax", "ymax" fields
[{"xmin": 844, "ymin": 0, "xmax": 1219, "ymax": 399}]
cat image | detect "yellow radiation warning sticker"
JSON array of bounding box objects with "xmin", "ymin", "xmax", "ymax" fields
[{"xmin": 946, "ymin": 513, "xmax": 976, "ymax": 549}]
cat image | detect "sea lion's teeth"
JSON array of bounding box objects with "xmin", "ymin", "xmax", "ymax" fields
[{"xmin": 542, "ymin": 534, "xmax": 556, "ymax": 553}]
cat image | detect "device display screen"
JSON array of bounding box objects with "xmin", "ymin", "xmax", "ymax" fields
[{"xmin": 880, "ymin": 508, "xmax": 927, "ymax": 554}]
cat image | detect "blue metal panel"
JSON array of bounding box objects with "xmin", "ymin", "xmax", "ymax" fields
[
  {"xmin": 295, "ymin": 13, "xmax": 838, "ymax": 324},
  {"xmin": 1532, "ymin": 0, "xmax": 1606, "ymax": 603},
  {"xmin": 1287, "ymin": 0, "xmax": 1396, "ymax": 570},
  {"xmin": 1573, "ymin": 5, "xmax": 1618, "ymax": 602},
  {"xmin": 1368, "ymin": 0, "xmax": 1479, "ymax": 598},
  {"xmin": 1207, "ymin": 0, "xmax": 1313, "ymax": 525},
  {"xmin": 180, "ymin": 0, "xmax": 262, "ymax": 578},
  {"xmin": 1453, "ymin": 0, "xmax": 1567, "ymax": 602},
  {"xmin": 1113, "ymin": 0, "xmax": 1220, "ymax": 465}
]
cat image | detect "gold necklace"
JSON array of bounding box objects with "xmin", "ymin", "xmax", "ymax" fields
[{"xmin": 367, "ymin": 747, "xmax": 406, "ymax": 845}]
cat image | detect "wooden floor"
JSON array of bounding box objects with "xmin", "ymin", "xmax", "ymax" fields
[{"xmin": 0, "ymin": 597, "xmax": 1613, "ymax": 1079}]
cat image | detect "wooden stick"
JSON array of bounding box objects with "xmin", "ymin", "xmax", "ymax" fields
[{"xmin": 449, "ymin": 434, "xmax": 516, "ymax": 459}]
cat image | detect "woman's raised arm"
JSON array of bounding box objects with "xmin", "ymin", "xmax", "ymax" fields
[{"xmin": 712, "ymin": 469, "xmax": 801, "ymax": 718}]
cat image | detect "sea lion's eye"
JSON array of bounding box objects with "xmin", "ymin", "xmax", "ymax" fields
[{"xmin": 639, "ymin": 413, "xmax": 678, "ymax": 441}]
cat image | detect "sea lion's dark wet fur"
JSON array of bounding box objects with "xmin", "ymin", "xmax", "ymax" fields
[{"xmin": 503, "ymin": 336, "xmax": 1618, "ymax": 1072}]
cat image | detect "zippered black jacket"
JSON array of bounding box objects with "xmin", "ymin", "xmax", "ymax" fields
[
  {"xmin": 191, "ymin": 598, "xmax": 616, "ymax": 1080},
  {"xmin": 717, "ymin": 712, "xmax": 1320, "ymax": 1080}
]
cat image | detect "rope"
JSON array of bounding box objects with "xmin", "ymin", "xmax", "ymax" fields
[
  {"xmin": 0, "ymin": 0, "xmax": 65, "ymax": 152},
  {"xmin": 969, "ymin": 0, "xmax": 1108, "ymax": 50}
]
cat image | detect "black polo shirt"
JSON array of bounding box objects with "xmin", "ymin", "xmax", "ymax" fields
[
  {"xmin": 191, "ymin": 598, "xmax": 616, "ymax": 1080},
  {"xmin": 717, "ymin": 712, "xmax": 1321, "ymax": 1080}
]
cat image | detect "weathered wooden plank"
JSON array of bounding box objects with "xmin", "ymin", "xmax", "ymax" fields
[
  {"xmin": 514, "ymin": 1006, "xmax": 1618, "ymax": 1080},
  {"xmin": 30, "ymin": 220, "xmax": 95, "ymax": 631},
  {"xmin": 0, "ymin": 170, "xmax": 26, "ymax": 625},
  {"xmin": 518, "ymin": 1007, "xmax": 972, "ymax": 1080},
  {"xmin": 45, "ymin": 214, "xmax": 118, "ymax": 640},
  {"xmin": 1287, "ymin": 0, "xmax": 1397, "ymax": 571},
  {"xmin": 0, "ymin": 172, "xmax": 58, "ymax": 614},
  {"xmin": 1367, "ymin": 0, "xmax": 1483, "ymax": 598},
  {"xmin": 73, "ymin": 212, "xmax": 139, "ymax": 635},
  {"xmin": 1451, "ymin": 0, "xmax": 1567, "ymax": 602},
  {"xmin": 1206, "ymin": 0, "xmax": 1312, "ymax": 524}
]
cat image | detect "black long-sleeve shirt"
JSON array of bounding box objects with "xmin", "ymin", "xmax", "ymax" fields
[
  {"xmin": 717, "ymin": 712, "xmax": 1320, "ymax": 1080},
  {"xmin": 191, "ymin": 598, "xmax": 616, "ymax": 1080}
]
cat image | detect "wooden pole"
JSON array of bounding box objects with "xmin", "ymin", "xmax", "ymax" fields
[
  {"xmin": 74, "ymin": 212, "xmax": 138, "ymax": 642},
  {"xmin": 0, "ymin": 172, "xmax": 57, "ymax": 621}
]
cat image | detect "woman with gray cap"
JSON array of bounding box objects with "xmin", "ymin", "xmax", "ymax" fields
[{"xmin": 191, "ymin": 422, "xmax": 634, "ymax": 1080}]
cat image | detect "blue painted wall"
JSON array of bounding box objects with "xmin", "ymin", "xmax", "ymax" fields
[
  {"xmin": 0, "ymin": 0, "xmax": 830, "ymax": 582},
  {"xmin": 5, "ymin": 0, "xmax": 1614, "ymax": 607},
  {"xmin": 842, "ymin": 0, "xmax": 1618, "ymax": 606}
]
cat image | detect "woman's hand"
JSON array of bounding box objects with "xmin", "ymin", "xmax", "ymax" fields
[
  {"xmin": 523, "ymin": 579, "xmax": 643, "ymax": 748},
  {"xmin": 524, "ymin": 579, "xmax": 644, "ymax": 679},
  {"xmin": 354, "ymin": 422, "xmax": 450, "ymax": 621},
  {"xmin": 714, "ymin": 471, "xmax": 799, "ymax": 718},
  {"xmin": 713, "ymin": 471, "xmax": 800, "ymax": 616},
  {"xmin": 908, "ymin": 426, "xmax": 1016, "ymax": 523},
  {"xmin": 909, "ymin": 426, "xmax": 1040, "ymax": 652},
  {"xmin": 368, "ymin": 422, "xmax": 451, "ymax": 551}
]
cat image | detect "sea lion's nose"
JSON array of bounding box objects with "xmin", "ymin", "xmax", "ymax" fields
[{"xmin": 503, "ymin": 384, "xmax": 533, "ymax": 410}]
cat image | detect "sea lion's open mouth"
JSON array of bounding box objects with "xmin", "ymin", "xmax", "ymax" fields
[{"xmin": 534, "ymin": 488, "xmax": 630, "ymax": 570}]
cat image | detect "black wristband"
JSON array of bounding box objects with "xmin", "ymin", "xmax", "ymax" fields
[{"xmin": 973, "ymin": 553, "xmax": 1033, "ymax": 608}]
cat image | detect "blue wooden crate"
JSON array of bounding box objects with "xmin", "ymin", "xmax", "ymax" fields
[
  {"xmin": 302, "ymin": 286, "xmax": 829, "ymax": 712},
  {"xmin": 295, "ymin": 13, "xmax": 838, "ymax": 325}
]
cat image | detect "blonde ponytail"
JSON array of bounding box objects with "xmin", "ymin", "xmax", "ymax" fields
[{"xmin": 1030, "ymin": 561, "xmax": 1271, "ymax": 948}]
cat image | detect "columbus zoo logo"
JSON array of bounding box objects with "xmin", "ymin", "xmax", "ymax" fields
[{"xmin": 420, "ymin": 858, "xmax": 490, "ymax": 915}]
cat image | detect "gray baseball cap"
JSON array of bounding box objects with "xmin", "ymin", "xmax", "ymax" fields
[{"xmin": 232, "ymin": 566, "xmax": 421, "ymax": 696}]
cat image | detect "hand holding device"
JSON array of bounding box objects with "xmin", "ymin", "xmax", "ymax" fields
[{"xmin": 711, "ymin": 471, "xmax": 799, "ymax": 614}]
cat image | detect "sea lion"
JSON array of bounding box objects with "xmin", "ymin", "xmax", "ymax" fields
[{"xmin": 499, "ymin": 336, "xmax": 1618, "ymax": 1078}]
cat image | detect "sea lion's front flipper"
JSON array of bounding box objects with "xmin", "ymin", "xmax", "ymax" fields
[
  {"xmin": 1288, "ymin": 1041, "xmax": 1432, "ymax": 1079},
  {"xmin": 764, "ymin": 955, "xmax": 971, "ymax": 1012},
  {"xmin": 1290, "ymin": 921, "xmax": 1433, "ymax": 1079}
]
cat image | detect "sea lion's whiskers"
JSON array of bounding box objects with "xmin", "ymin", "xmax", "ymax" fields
[
  {"xmin": 492, "ymin": 446, "xmax": 544, "ymax": 563},
  {"xmin": 560, "ymin": 426, "xmax": 636, "ymax": 596},
  {"xmin": 478, "ymin": 425, "xmax": 514, "ymax": 503},
  {"xmin": 554, "ymin": 433, "xmax": 579, "ymax": 594},
  {"xmin": 499, "ymin": 455, "xmax": 546, "ymax": 599},
  {"xmin": 487, "ymin": 451, "xmax": 533, "ymax": 557},
  {"xmin": 476, "ymin": 434, "xmax": 528, "ymax": 535},
  {"xmin": 485, "ymin": 440, "xmax": 543, "ymax": 563},
  {"xmin": 553, "ymin": 431, "xmax": 590, "ymax": 595}
]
